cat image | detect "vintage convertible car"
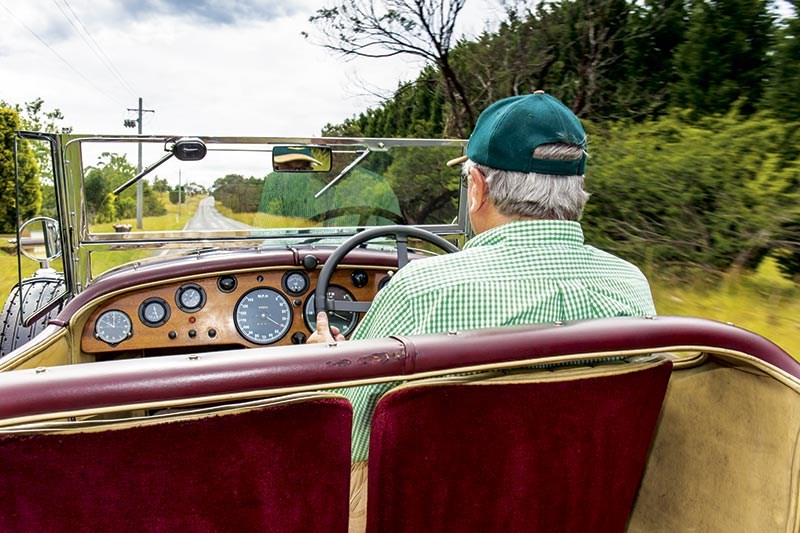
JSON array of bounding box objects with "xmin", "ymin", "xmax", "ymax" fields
[{"xmin": 0, "ymin": 132, "xmax": 797, "ymax": 532}]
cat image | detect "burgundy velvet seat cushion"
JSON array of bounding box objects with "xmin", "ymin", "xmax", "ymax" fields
[
  {"xmin": 0, "ymin": 397, "xmax": 352, "ymax": 533},
  {"xmin": 367, "ymin": 360, "xmax": 672, "ymax": 533}
]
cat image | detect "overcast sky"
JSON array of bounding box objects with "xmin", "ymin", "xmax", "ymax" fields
[{"xmin": 0, "ymin": 0, "xmax": 502, "ymax": 139}]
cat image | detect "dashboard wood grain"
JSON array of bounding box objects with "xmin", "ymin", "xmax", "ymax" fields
[{"xmin": 81, "ymin": 267, "xmax": 390, "ymax": 354}]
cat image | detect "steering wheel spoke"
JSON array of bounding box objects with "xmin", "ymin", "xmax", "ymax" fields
[
  {"xmin": 313, "ymin": 226, "xmax": 460, "ymax": 338},
  {"xmin": 327, "ymin": 299, "xmax": 372, "ymax": 313}
]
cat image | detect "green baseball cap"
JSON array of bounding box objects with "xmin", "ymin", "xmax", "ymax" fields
[{"xmin": 465, "ymin": 92, "xmax": 587, "ymax": 175}]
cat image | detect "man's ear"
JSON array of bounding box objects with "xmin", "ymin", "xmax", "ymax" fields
[{"xmin": 468, "ymin": 166, "xmax": 488, "ymax": 213}]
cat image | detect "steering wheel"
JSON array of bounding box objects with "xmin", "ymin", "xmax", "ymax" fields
[{"xmin": 313, "ymin": 226, "xmax": 460, "ymax": 327}]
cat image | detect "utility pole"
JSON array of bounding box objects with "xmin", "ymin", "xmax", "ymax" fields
[
  {"xmin": 178, "ymin": 168, "xmax": 182, "ymax": 218},
  {"xmin": 125, "ymin": 98, "xmax": 155, "ymax": 229}
]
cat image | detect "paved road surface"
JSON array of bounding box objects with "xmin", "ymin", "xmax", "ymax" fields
[{"xmin": 183, "ymin": 197, "xmax": 255, "ymax": 231}]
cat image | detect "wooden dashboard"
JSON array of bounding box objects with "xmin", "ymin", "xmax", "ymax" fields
[{"xmin": 81, "ymin": 266, "xmax": 391, "ymax": 356}]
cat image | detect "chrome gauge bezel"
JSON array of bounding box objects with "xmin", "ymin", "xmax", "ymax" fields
[
  {"xmin": 138, "ymin": 297, "xmax": 170, "ymax": 327},
  {"xmin": 175, "ymin": 283, "xmax": 206, "ymax": 313},
  {"xmin": 281, "ymin": 270, "xmax": 310, "ymax": 296},
  {"xmin": 94, "ymin": 309, "xmax": 133, "ymax": 346},
  {"xmin": 234, "ymin": 287, "xmax": 293, "ymax": 345}
]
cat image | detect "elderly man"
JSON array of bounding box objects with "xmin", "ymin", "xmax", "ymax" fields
[{"xmin": 311, "ymin": 91, "xmax": 655, "ymax": 529}]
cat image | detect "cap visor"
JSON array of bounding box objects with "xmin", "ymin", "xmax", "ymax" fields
[{"xmin": 446, "ymin": 155, "xmax": 468, "ymax": 167}]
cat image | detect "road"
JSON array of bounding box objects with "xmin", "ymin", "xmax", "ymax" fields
[{"xmin": 183, "ymin": 197, "xmax": 255, "ymax": 231}]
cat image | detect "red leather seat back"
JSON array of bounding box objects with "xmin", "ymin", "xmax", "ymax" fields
[
  {"xmin": 367, "ymin": 359, "xmax": 672, "ymax": 532},
  {"xmin": 0, "ymin": 396, "xmax": 352, "ymax": 533}
]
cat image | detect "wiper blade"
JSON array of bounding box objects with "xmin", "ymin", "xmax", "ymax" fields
[
  {"xmin": 314, "ymin": 148, "xmax": 371, "ymax": 199},
  {"xmin": 113, "ymin": 152, "xmax": 173, "ymax": 195}
]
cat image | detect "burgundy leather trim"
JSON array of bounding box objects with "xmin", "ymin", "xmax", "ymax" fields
[
  {"xmin": 52, "ymin": 247, "xmax": 400, "ymax": 326},
  {"xmin": 0, "ymin": 316, "xmax": 796, "ymax": 421}
]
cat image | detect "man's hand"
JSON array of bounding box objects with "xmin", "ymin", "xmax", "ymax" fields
[{"xmin": 306, "ymin": 311, "xmax": 346, "ymax": 344}]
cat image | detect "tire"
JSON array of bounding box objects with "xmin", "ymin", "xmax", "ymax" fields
[{"xmin": 0, "ymin": 276, "xmax": 66, "ymax": 357}]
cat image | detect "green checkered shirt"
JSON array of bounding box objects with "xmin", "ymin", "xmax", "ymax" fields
[{"xmin": 337, "ymin": 220, "xmax": 656, "ymax": 461}]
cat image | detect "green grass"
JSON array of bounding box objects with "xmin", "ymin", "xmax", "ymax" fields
[{"xmin": 650, "ymin": 258, "xmax": 799, "ymax": 357}]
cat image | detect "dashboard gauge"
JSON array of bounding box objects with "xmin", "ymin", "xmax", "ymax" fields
[
  {"xmin": 138, "ymin": 297, "xmax": 170, "ymax": 327},
  {"xmin": 304, "ymin": 285, "xmax": 358, "ymax": 337},
  {"xmin": 234, "ymin": 288, "xmax": 292, "ymax": 345},
  {"xmin": 282, "ymin": 270, "xmax": 310, "ymax": 296},
  {"xmin": 94, "ymin": 310, "xmax": 133, "ymax": 346},
  {"xmin": 217, "ymin": 275, "xmax": 237, "ymax": 293},
  {"xmin": 176, "ymin": 283, "xmax": 206, "ymax": 312}
]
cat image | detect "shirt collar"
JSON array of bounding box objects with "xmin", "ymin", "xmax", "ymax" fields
[{"xmin": 463, "ymin": 220, "xmax": 585, "ymax": 249}]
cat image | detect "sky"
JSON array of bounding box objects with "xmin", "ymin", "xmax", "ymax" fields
[{"xmin": 0, "ymin": 0, "xmax": 502, "ymax": 140}]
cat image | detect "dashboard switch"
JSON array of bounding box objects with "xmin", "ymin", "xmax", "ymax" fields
[
  {"xmin": 302, "ymin": 255, "xmax": 318, "ymax": 270},
  {"xmin": 291, "ymin": 332, "xmax": 307, "ymax": 344},
  {"xmin": 168, "ymin": 331, "xmax": 177, "ymax": 339},
  {"xmin": 208, "ymin": 328, "xmax": 217, "ymax": 338},
  {"xmin": 188, "ymin": 329, "xmax": 197, "ymax": 338}
]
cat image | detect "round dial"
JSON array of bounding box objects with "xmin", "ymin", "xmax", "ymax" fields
[
  {"xmin": 95, "ymin": 310, "xmax": 133, "ymax": 346},
  {"xmin": 282, "ymin": 271, "xmax": 309, "ymax": 296},
  {"xmin": 304, "ymin": 285, "xmax": 358, "ymax": 337},
  {"xmin": 139, "ymin": 297, "xmax": 170, "ymax": 327},
  {"xmin": 234, "ymin": 288, "xmax": 293, "ymax": 345},
  {"xmin": 176, "ymin": 283, "xmax": 206, "ymax": 312}
]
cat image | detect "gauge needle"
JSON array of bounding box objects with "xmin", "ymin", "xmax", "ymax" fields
[
  {"xmin": 265, "ymin": 316, "xmax": 281, "ymax": 326},
  {"xmin": 332, "ymin": 312, "xmax": 348, "ymax": 321}
]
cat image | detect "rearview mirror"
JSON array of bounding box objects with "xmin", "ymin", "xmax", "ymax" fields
[{"xmin": 273, "ymin": 146, "xmax": 332, "ymax": 172}]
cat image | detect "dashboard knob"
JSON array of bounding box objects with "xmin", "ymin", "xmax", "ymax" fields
[
  {"xmin": 351, "ymin": 270, "xmax": 368, "ymax": 288},
  {"xmin": 291, "ymin": 332, "xmax": 307, "ymax": 344},
  {"xmin": 302, "ymin": 255, "xmax": 319, "ymax": 270}
]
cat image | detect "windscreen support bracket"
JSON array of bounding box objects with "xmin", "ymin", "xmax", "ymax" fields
[{"xmin": 314, "ymin": 148, "xmax": 371, "ymax": 199}]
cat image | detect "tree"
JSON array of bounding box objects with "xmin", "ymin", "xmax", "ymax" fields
[
  {"xmin": 308, "ymin": 0, "xmax": 474, "ymax": 135},
  {"xmin": 84, "ymin": 153, "xmax": 165, "ymax": 222},
  {"xmin": 0, "ymin": 98, "xmax": 71, "ymax": 219},
  {"xmin": 761, "ymin": 7, "xmax": 800, "ymax": 120},
  {"xmin": 0, "ymin": 109, "xmax": 41, "ymax": 233},
  {"xmin": 212, "ymin": 174, "xmax": 264, "ymax": 213},
  {"xmin": 671, "ymin": 0, "xmax": 774, "ymax": 115},
  {"xmin": 152, "ymin": 177, "xmax": 171, "ymax": 193},
  {"xmin": 0, "ymin": 98, "xmax": 71, "ymax": 179}
]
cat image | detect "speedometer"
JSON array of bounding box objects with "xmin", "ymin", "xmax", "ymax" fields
[{"xmin": 234, "ymin": 288, "xmax": 292, "ymax": 344}]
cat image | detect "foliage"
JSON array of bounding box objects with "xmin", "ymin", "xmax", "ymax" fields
[
  {"xmin": 583, "ymin": 110, "xmax": 800, "ymax": 274},
  {"xmin": 383, "ymin": 146, "xmax": 460, "ymax": 224},
  {"xmin": 83, "ymin": 153, "xmax": 166, "ymax": 223},
  {"xmin": 258, "ymin": 168, "xmax": 403, "ymax": 226},
  {"xmin": 0, "ymin": 98, "xmax": 71, "ymax": 182},
  {"xmin": 670, "ymin": 0, "xmax": 774, "ymax": 116},
  {"xmin": 761, "ymin": 10, "xmax": 800, "ymax": 121},
  {"xmin": 0, "ymin": 109, "xmax": 41, "ymax": 233},
  {"xmin": 212, "ymin": 174, "xmax": 264, "ymax": 213}
]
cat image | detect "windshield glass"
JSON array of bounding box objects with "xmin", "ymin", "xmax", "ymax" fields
[{"xmin": 74, "ymin": 138, "xmax": 466, "ymax": 239}]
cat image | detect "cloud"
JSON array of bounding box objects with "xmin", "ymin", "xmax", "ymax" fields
[{"xmin": 117, "ymin": 0, "xmax": 300, "ymax": 25}]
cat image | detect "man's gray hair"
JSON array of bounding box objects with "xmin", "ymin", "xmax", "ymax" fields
[{"xmin": 463, "ymin": 144, "xmax": 590, "ymax": 221}]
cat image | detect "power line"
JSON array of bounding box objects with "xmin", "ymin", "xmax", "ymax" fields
[
  {"xmin": 0, "ymin": 0, "xmax": 125, "ymax": 108},
  {"xmin": 56, "ymin": 0, "xmax": 139, "ymax": 97}
]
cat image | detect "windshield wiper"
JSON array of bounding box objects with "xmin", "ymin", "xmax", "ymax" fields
[
  {"xmin": 314, "ymin": 148, "xmax": 371, "ymax": 199},
  {"xmin": 112, "ymin": 152, "xmax": 174, "ymax": 195}
]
